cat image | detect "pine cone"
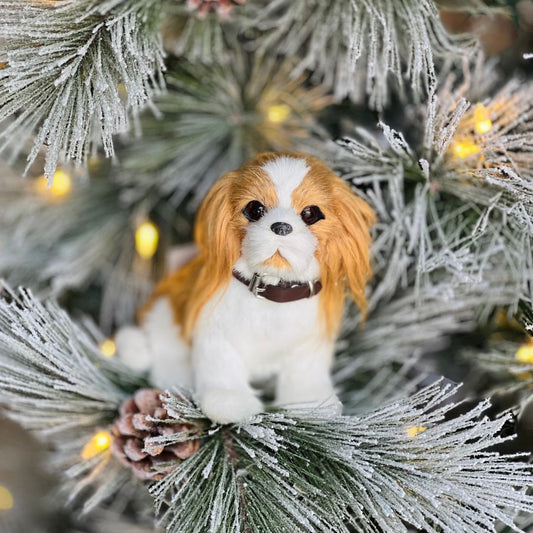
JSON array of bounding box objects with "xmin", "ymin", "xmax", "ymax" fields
[
  {"xmin": 111, "ymin": 389, "xmax": 201, "ymax": 481},
  {"xmin": 187, "ymin": 0, "xmax": 247, "ymax": 20}
]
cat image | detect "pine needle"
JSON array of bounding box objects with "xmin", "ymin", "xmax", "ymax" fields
[{"xmin": 0, "ymin": 0, "xmax": 165, "ymax": 179}]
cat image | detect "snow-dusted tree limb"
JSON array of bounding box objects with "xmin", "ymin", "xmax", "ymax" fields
[
  {"xmin": 162, "ymin": 5, "xmax": 243, "ymax": 65},
  {"xmin": 0, "ymin": 284, "xmax": 147, "ymax": 513},
  {"xmin": 0, "ymin": 285, "xmax": 141, "ymax": 434},
  {"xmin": 250, "ymin": 0, "xmax": 476, "ymax": 109},
  {"xmin": 334, "ymin": 67, "xmax": 533, "ymax": 312},
  {"xmin": 334, "ymin": 282, "xmax": 521, "ymax": 412},
  {"xmin": 116, "ymin": 54, "xmax": 331, "ymax": 207},
  {"xmin": 153, "ymin": 386, "xmax": 532, "ymax": 533},
  {"xmin": 0, "ymin": 0, "xmax": 165, "ymax": 179},
  {"xmin": 0, "ymin": 169, "xmax": 166, "ymax": 331}
]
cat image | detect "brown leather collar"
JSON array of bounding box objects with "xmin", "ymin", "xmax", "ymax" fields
[{"xmin": 232, "ymin": 271, "xmax": 322, "ymax": 303}]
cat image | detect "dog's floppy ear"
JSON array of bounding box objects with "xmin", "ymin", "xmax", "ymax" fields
[
  {"xmin": 333, "ymin": 177, "xmax": 375, "ymax": 314},
  {"xmin": 160, "ymin": 171, "xmax": 242, "ymax": 341},
  {"xmin": 320, "ymin": 175, "xmax": 375, "ymax": 329},
  {"xmin": 194, "ymin": 171, "xmax": 241, "ymax": 277}
]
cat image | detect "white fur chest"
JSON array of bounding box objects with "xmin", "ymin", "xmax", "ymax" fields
[{"xmin": 194, "ymin": 277, "xmax": 323, "ymax": 380}]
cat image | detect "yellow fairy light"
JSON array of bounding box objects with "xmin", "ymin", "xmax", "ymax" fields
[
  {"xmin": 135, "ymin": 220, "xmax": 160, "ymax": 259},
  {"xmin": 451, "ymin": 139, "xmax": 482, "ymax": 159},
  {"xmin": 36, "ymin": 169, "xmax": 72, "ymax": 198},
  {"xmin": 405, "ymin": 426, "xmax": 426, "ymax": 438},
  {"xmin": 82, "ymin": 430, "xmax": 112, "ymax": 459},
  {"xmin": 99, "ymin": 338, "xmax": 116, "ymax": 358},
  {"xmin": 515, "ymin": 342, "xmax": 533, "ymax": 364},
  {"xmin": 473, "ymin": 103, "xmax": 493, "ymax": 135},
  {"xmin": 267, "ymin": 104, "xmax": 291, "ymax": 123},
  {"xmin": 0, "ymin": 486, "xmax": 14, "ymax": 511},
  {"xmin": 117, "ymin": 83, "xmax": 128, "ymax": 100}
]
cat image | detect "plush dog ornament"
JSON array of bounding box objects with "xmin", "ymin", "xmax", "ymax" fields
[{"xmin": 117, "ymin": 152, "xmax": 375, "ymax": 424}]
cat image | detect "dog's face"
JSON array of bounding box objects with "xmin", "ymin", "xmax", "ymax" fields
[
  {"xmin": 237, "ymin": 156, "xmax": 323, "ymax": 283},
  {"xmin": 193, "ymin": 152, "xmax": 375, "ymax": 335}
]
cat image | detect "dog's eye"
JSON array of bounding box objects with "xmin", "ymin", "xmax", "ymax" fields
[
  {"xmin": 242, "ymin": 200, "xmax": 266, "ymax": 222},
  {"xmin": 300, "ymin": 205, "xmax": 325, "ymax": 225}
]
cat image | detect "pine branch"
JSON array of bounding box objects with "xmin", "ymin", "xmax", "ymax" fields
[
  {"xmin": 0, "ymin": 285, "xmax": 140, "ymax": 434},
  {"xmin": 116, "ymin": 54, "xmax": 331, "ymax": 207},
  {"xmin": 334, "ymin": 283, "xmax": 520, "ymax": 408},
  {"xmin": 153, "ymin": 386, "xmax": 533, "ymax": 533},
  {"xmin": 0, "ymin": 284, "xmax": 147, "ymax": 513},
  {"xmin": 0, "ymin": 0, "xmax": 165, "ymax": 179},
  {"xmin": 162, "ymin": 5, "xmax": 241, "ymax": 65},
  {"xmin": 0, "ymin": 169, "xmax": 167, "ymax": 330},
  {"xmin": 250, "ymin": 0, "xmax": 476, "ymax": 109},
  {"xmin": 334, "ymin": 65, "xmax": 533, "ymax": 312}
]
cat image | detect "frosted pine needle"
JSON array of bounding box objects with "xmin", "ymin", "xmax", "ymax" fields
[
  {"xmin": 0, "ymin": 0, "xmax": 165, "ymax": 179},
  {"xmin": 117, "ymin": 54, "xmax": 331, "ymax": 207},
  {"xmin": 153, "ymin": 386, "xmax": 533, "ymax": 533},
  {"xmin": 251, "ymin": 0, "xmax": 475, "ymax": 109},
  {"xmin": 0, "ymin": 285, "xmax": 147, "ymax": 512},
  {"xmin": 335, "ymin": 66, "xmax": 533, "ymax": 313}
]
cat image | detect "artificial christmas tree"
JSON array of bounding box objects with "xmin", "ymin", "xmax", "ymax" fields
[{"xmin": 0, "ymin": 1, "xmax": 532, "ymax": 532}]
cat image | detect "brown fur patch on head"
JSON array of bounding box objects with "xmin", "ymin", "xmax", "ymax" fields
[{"xmin": 292, "ymin": 154, "xmax": 376, "ymax": 338}]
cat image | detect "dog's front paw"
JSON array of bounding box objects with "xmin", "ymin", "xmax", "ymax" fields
[{"xmin": 200, "ymin": 389, "xmax": 263, "ymax": 424}]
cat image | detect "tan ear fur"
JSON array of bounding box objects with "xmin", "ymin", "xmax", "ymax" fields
[
  {"xmin": 143, "ymin": 172, "xmax": 242, "ymax": 343},
  {"xmin": 318, "ymin": 175, "xmax": 375, "ymax": 337}
]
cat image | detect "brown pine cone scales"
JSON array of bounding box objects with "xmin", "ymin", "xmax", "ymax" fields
[
  {"xmin": 111, "ymin": 389, "xmax": 201, "ymax": 481},
  {"xmin": 187, "ymin": 0, "xmax": 247, "ymax": 19}
]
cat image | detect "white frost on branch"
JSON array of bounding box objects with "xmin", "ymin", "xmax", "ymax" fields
[
  {"xmin": 154, "ymin": 386, "xmax": 533, "ymax": 533},
  {"xmin": 335, "ymin": 64, "xmax": 533, "ymax": 313},
  {"xmin": 250, "ymin": 0, "xmax": 475, "ymax": 109},
  {"xmin": 0, "ymin": 0, "xmax": 165, "ymax": 179},
  {"xmin": 0, "ymin": 284, "xmax": 146, "ymax": 513}
]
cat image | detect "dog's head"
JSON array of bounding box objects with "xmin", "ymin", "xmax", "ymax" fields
[{"xmin": 192, "ymin": 152, "xmax": 375, "ymax": 337}]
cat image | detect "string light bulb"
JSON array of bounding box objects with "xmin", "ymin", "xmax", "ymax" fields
[
  {"xmin": 82, "ymin": 430, "xmax": 112, "ymax": 459},
  {"xmin": 117, "ymin": 83, "xmax": 128, "ymax": 100},
  {"xmin": 135, "ymin": 220, "xmax": 160, "ymax": 259},
  {"xmin": 99, "ymin": 338, "xmax": 116, "ymax": 358},
  {"xmin": 267, "ymin": 104, "xmax": 291, "ymax": 123},
  {"xmin": 405, "ymin": 426, "xmax": 426, "ymax": 437},
  {"xmin": 515, "ymin": 341, "xmax": 533, "ymax": 364},
  {"xmin": 36, "ymin": 169, "xmax": 72, "ymax": 198},
  {"xmin": 473, "ymin": 103, "xmax": 493, "ymax": 135},
  {"xmin": 0, "ymin": 486, "xmax": 14, "ymax": 510},
  {"xmin": 451, "ymin": 138, "xmax": 482, "ymax": 159}
]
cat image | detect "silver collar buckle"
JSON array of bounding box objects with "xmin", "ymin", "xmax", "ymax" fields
[{"xmin": 248, "ymin": 273, "xmax": 266, "ymax": 299}]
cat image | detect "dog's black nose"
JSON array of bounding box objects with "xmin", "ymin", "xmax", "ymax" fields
[{"xmin": 271, "ymin": 222, "xmax": 293, "ymax": 236}]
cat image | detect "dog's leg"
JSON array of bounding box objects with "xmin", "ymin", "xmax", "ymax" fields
[
  {"xmin": 193, "ymin": 336, "xmax": 263, "ymax": 424},
  {"xmin": 275, "ymin": 340, "xmax": 341, "ymax": 414},
  {"xmin": 116, "ymin": 297, "xmax": 193, "ymax": 391},
  {"xmin": 142, "ymin": 298, "xmax": 194, "ymax": 390},
  {"xmin": 115, "ymin": 325, "xmax": 152, "ymax": 372}
]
